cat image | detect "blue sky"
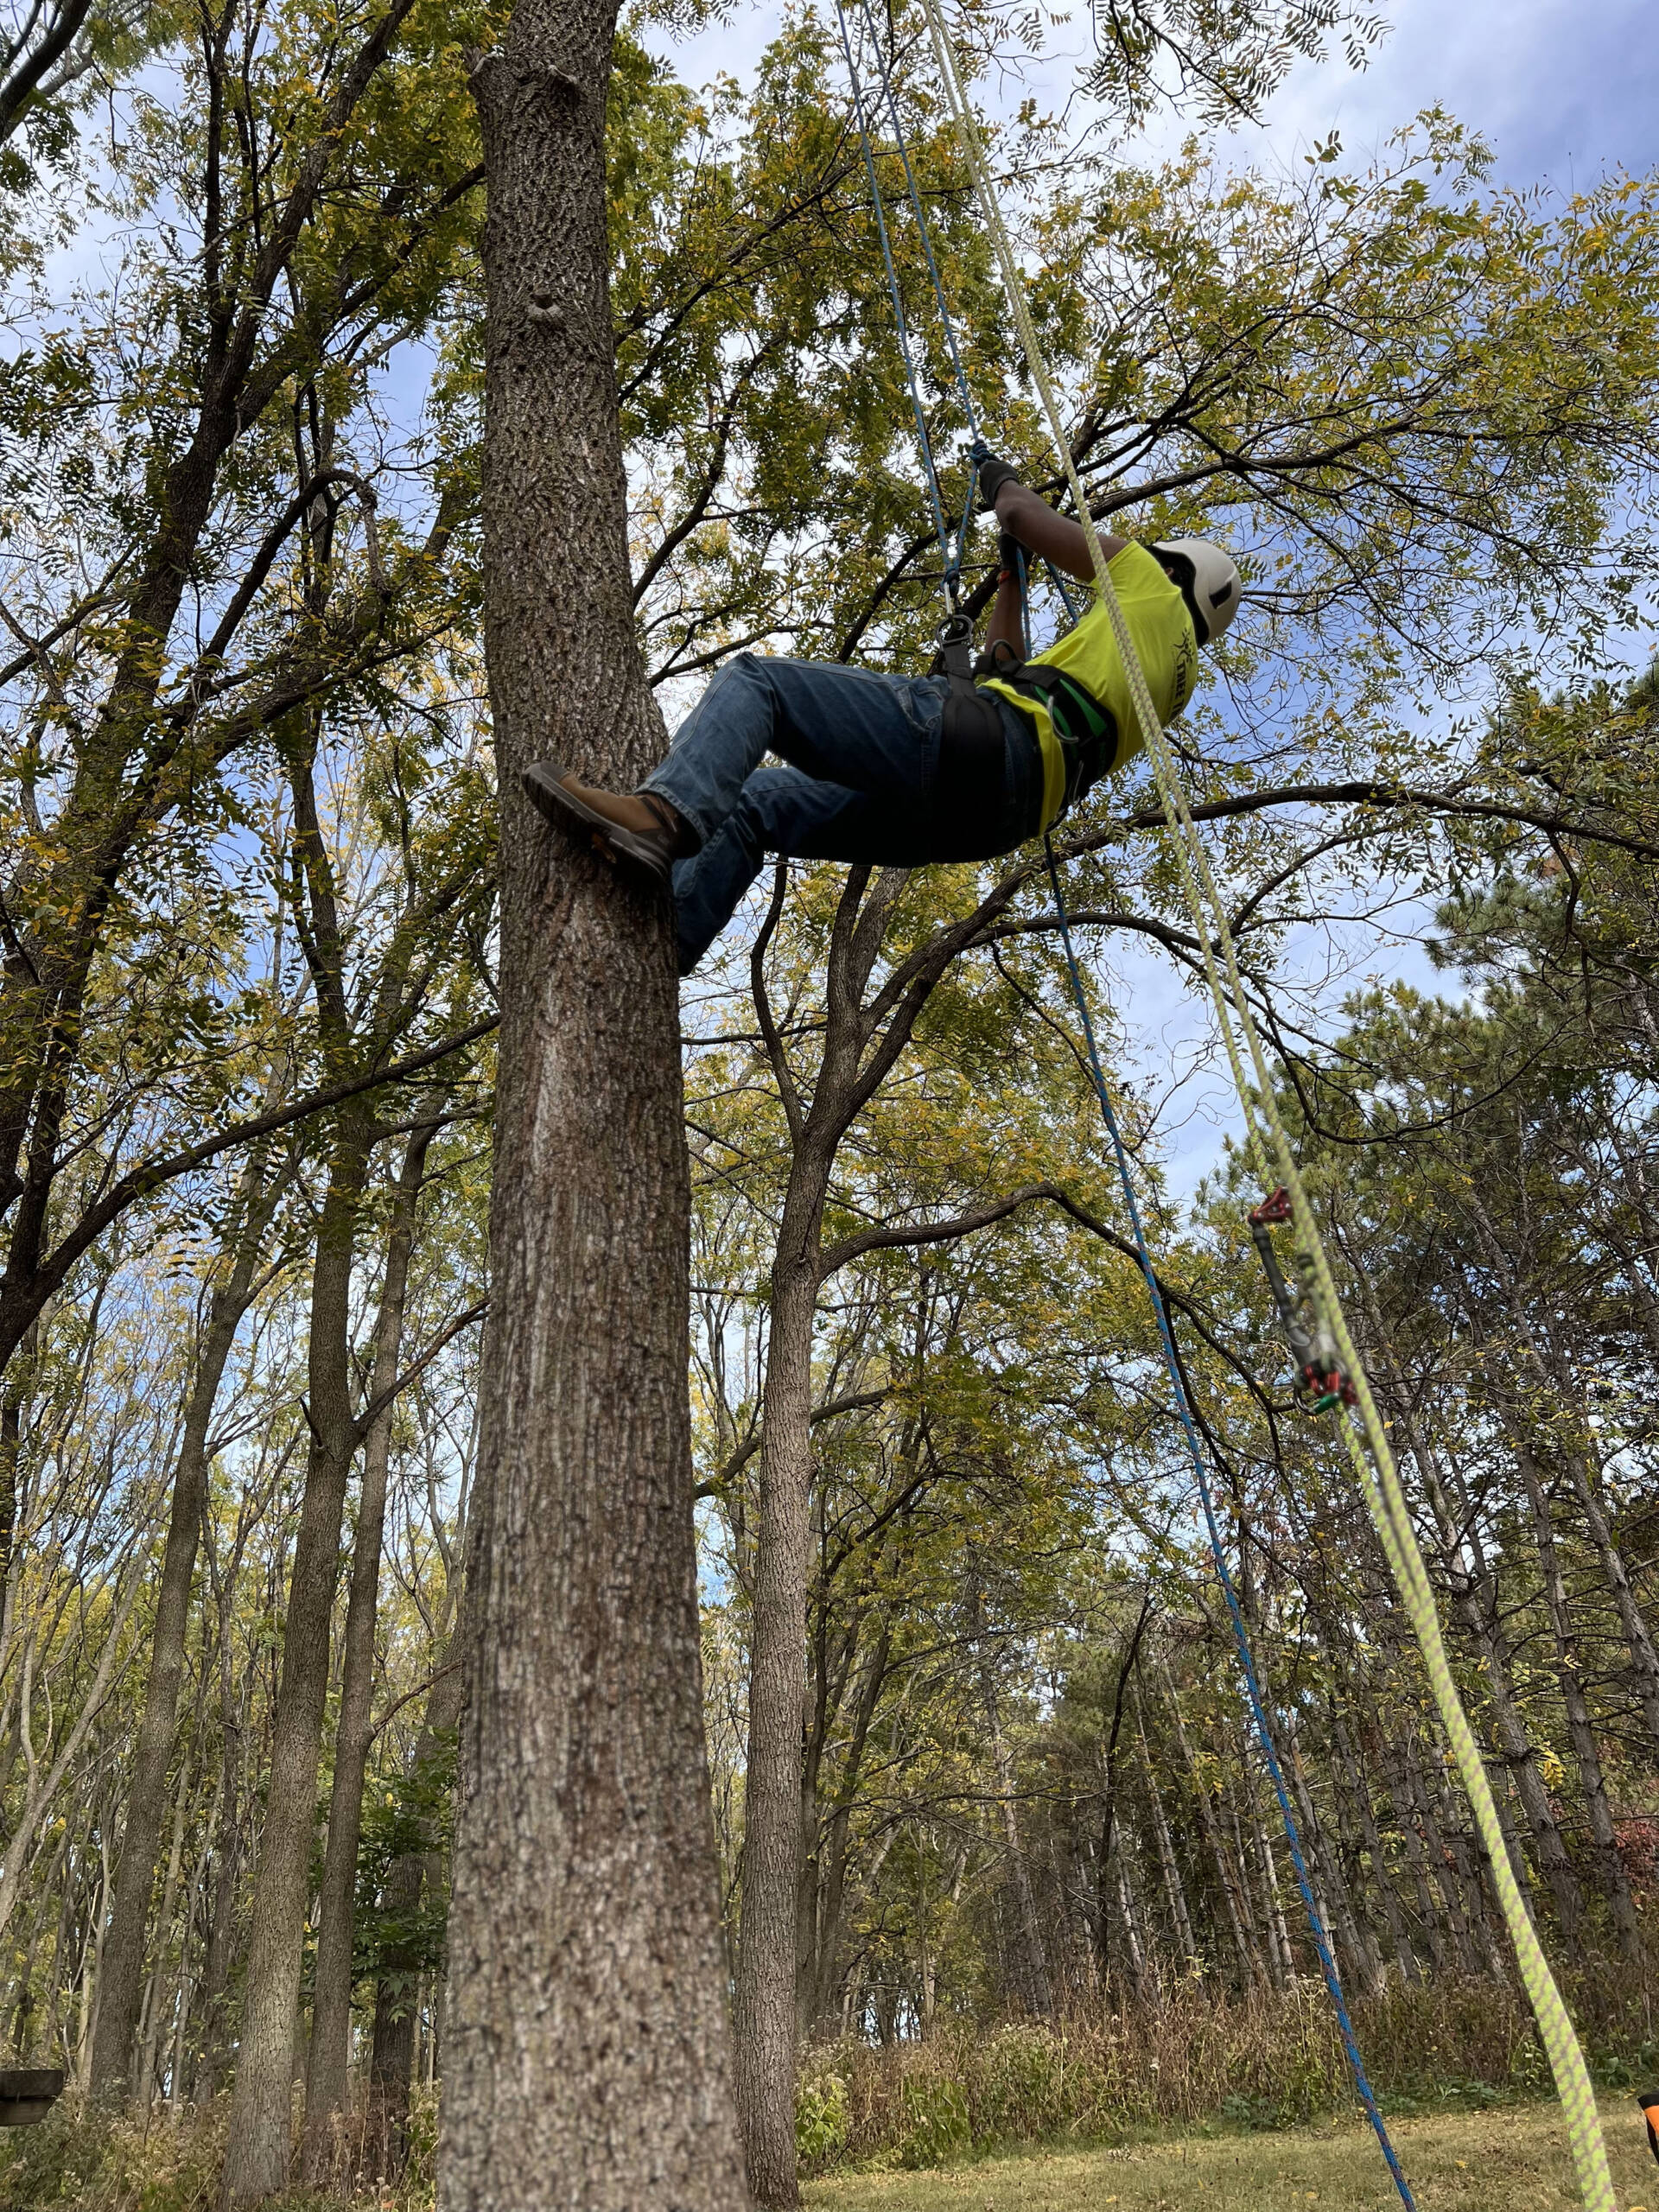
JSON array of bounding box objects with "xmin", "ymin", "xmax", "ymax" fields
[
  {"xmin": 659, "ymin": 0, "xmax": 1658, "ymax": 190},
  {"xmin": 1243, "ymin": 0, "xmax": 1658, "ymax": 191}
]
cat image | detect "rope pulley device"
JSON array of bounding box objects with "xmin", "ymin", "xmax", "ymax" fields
[{"xmin": 1247, "ymin": 1188, "xmax": 1357, "ymax": 1414}]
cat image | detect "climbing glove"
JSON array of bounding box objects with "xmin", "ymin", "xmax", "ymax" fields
[{"xmin": 975, "ymin": 451, "xmax": 1023, "ymax": 509}]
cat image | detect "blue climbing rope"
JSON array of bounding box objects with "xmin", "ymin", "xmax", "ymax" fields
[
  {"xmin": 828, "ymin": 67, "xmax": 1418, "ymax": 2198},
  {"xmin": 1039, "ymin": 836, "xmax": 1414, "ymax": 2211},
  {"xmin": 831, "ymin": 0, "xmax": 960, "ymax": 600},
  {"xmin": 851, "ymin": 0, "xmax": 980, "ymax": 441}
]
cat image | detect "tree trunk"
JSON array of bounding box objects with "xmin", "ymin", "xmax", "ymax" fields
[
  {"xmin": 1457, "ymin": 1522, "xmax": 1586, "ymax": 1950},
  {"xmin": 1250, "ymin": 1799, "xmax": 1294, "ymax": 1983},
  {"xmin": 90, "ymin": 1172, "xmax": 273, "ymax": 2099},
  {"xmin": 221, "ymin": 1121, "xmax": 372, "ymax": 2206},
  {"xmin": 436, "ymin": 10, "xmax": 747, "ymax": 2206},
  {"xmin": 1329, "ymin": 1710, "xmax": 1416, "ymax": 1982},
  {"xmin": 1558, "ymin": 1428, "xmax": 1659, "ymax": 1758},
  {"xmin": 1460, "ymin": 1192, "xmax": 1659, "ymax": 1756},
  {"xmin": 1135, "ymin": 1700, "xmax": 1196, "ymax": 1967},
  {"xmin": 734, "ymin": 1217, "xmax": 825, "ymax": 2208},
  {"xmin": 1356, "ymin": 1293, "xmax": 1585, "ymax": 1950},
  {"xmin": 136, "ymin": 1777, "xmax": 191, "ymax": 2105},
  {"xmin": 368, "ymin": 1654, "xmax": 463, "ymax": 2173},
  {"xmin": 193, "ymin": 1596, "xmax": 252, "ymax": 2102},
  {"xmin": 1285, "ymin": 1723, "xmax": 1375, "ymax": 1999},
  {"xmin": 1510, "ymin": 1433, "xmax": 1640, "ymax": 1955},
  {"xmin": 1163, "ymin": 1664, "xmax": 1255, "ymax": 1986},
  {"xmin": 302, "ymin": 1123, "xmax": 439, "ymax": 2180},
  {"xmin": 1114, "ymin": 1849, "xmax": 1157, "ymax": 2010},
  {"xmin": 986, "ymin": 1687, "xmax": 1050, "ymax": 2018},
  {"xmin": 805, "ymin": 1620, "xmax": 891, "ymax": 2037}
]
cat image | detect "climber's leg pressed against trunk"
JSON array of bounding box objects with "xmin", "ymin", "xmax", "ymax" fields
[{"xmin": 522, "ymin": 457, "xmax": 1242, "ymax": 974}]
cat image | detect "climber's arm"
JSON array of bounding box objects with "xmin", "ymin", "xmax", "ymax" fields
[
  {"xmin": 980, "ymin": 536, "xmax": 1027, "ymax": 664},
  {"xmin": 993, "ymin": 479, "xmax": 1132, "ymax": 583}
]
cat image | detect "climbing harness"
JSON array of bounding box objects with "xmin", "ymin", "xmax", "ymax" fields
[
  {"xmin": 835, "ymin": 8, "xmax": 1618, "ymax": 2208},
  {"xmin": 1247, "ymin": 1187, "xmax": 1357, "ymax": 1413}
]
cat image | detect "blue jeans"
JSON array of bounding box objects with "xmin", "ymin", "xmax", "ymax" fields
[{"xmin": 643, "ymin": 653, "xmax": 1044, "ymax": 973}]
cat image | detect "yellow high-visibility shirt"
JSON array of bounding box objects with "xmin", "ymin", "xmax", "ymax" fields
[{"xmin": 982, "ymin": 543, "xmax": 1199, "ymax": 830}]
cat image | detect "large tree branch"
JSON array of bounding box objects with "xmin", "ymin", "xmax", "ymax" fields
[
  {"xmin": 821, "ymin": 1181, "xmax": 1064, "ymax": 1274},
  {"xmin": 694, "ymin": 1387, "xmax": 889, "ymax": 1501},
  {"xmin": 0, "ymin": 1017, "xmax": 497, "ymax": 1362},
  {"xmin": 1109, "ymin": 779, "xmax": 1659, "ymax": 863},
  {"xmin": 353, "ymin": 1297, "xmax": 488, "ymax": 1445}
]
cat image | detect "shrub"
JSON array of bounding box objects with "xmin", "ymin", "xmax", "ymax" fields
[
  {"xmin": 896, "ymin": 2075, "xmax": 969, "ymax": 2169},
  {"xmin": 795, "ymin": 2069, "xmax": 850, "ymax": 2173},
  {"xmin": 796, "ymin": 1965, "xmax": 1659, "ymax": 2174}
]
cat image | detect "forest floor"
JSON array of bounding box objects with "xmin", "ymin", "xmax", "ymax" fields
[{"xmin": 804, "ymin": 2099, "xmax": 1658, "ymax": 2210}]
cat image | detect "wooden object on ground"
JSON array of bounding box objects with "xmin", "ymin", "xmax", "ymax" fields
[{"xmin": 0, "ymin": 2068, "xmax": 64, "ymax": 2126}]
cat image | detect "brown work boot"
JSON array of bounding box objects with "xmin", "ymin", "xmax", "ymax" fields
[{"xmin": 521, "ymin": 761, "xmax": 688, "ymax": 888}]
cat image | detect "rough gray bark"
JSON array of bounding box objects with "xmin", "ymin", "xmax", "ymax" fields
[
  {"xmin": 302, "ymin": 1122, "xmax": 439, "ymax": 2180},
  {"xmin": 90, "ymin": 1163, "xmax": 277, "ymax": 2100},
  {"xmin": 435, "ymin": 10, "xmax": 747, "ymax": 2208}
]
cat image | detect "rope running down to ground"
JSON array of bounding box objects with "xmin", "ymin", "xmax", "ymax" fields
[
  {"xmin": 909, "ymin": 8, "xmax": 1617, "ymax": 2206},
  {"xmin": 831, "ymin": 10, "xmax": 1414, "ymax": 2198},
  {"xmin": 1039, "ymin": 828, "xmax": 1417, "ymax": 2211}
]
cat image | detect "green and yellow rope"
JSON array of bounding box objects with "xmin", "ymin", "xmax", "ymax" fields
[{"xmin": 912, "ymin": 6, "xmax": 1618, "ymax": 2202}]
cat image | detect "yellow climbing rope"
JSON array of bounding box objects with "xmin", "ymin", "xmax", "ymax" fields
[{"xmin": 912, "ymin": 9, "xmax": 1620, "ymax": 2205}]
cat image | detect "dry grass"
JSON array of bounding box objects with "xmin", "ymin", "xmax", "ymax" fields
[
  {"xmin": 804, "ymin": 2100, "xmax": 1658, "ymax": 2211},
  {"xmin": 796, "ymin": 1975, "xmax": 1659, "ymax": 2176}
]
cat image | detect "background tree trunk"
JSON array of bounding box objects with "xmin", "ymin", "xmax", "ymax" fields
[
  {"xmin": 370, "ymin": 1655, "xmax": 464, "ymax": 2173},
  {"xmin": 302, "ymin": 1121, "xmax": 439, "ymax": 2179},
  {"xmin": 734, "ymin": 1214, "xmax": 826, "ymax": 2209},
  {"xmin": 221, "ymin": 1121, "xmax": 372, "ymax": 2206},
  {"xmin": 89, "ymin": 1168, "xmax": 275, "ymax": 2099},
  {"xmin": 436, "ymin": 8, "xmax": 747, "ymax": 2206}
]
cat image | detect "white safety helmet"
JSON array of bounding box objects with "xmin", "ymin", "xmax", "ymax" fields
[{"xmin": 1152, "ymin": 537, "xmax": 1242, "ymax": 648}]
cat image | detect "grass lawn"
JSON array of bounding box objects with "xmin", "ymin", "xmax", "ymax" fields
[{"xmin": 804, "ymin": 2099, "xmax": 1658, "ymax": 2210}]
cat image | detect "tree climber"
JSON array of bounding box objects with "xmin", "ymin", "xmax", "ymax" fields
[{"xmin": 523, "ymin": 454, "xmax": 1242, "ymax": 974}]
